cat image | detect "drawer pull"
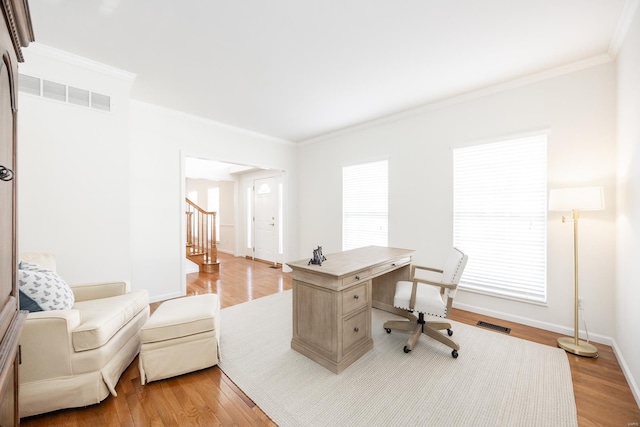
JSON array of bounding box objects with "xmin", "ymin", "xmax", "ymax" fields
[
  {"xmin": 392, "ymin": 263, "xmax": 396, "ymax": 267},
  {"xmin": 354, "ymin": 327, "xmax": 359, "ymax": 332},
  {"xmin": 355, "ymin": 275, "xmax": 360, "ymax": 280},
  {"xmin": 353, "ymin": 294, "xmax": 359, "ymax": 299}
]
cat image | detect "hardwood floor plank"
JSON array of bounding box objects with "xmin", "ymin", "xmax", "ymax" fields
[{"xmin": 20, "ymin": 252, "xmax": 639, "ymax": 426}]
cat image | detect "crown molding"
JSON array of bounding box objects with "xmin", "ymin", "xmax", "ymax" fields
[
  {"xmin": 608, "ymin": 0, "xmax": 640, "ymax": 58},
  {"xmin": 300, "ymin": 54, "xmax": 614, "ymax": 146},
  {"xmin": 24, "ymin": 42, "xmax": 136, "ymax": 82},
  {"xmin": 131, "ymin": 100, "xmax": 295, "ymax": 147}
]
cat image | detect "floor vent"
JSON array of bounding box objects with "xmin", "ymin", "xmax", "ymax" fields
[{"xmin": 477, "ymin": 321, "xmax": 511, "ymax": 334}]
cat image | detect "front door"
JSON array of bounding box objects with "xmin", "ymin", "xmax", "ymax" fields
[{"xmin": 253, "ymin": 177, "xmax": 278, "ymax": 264}]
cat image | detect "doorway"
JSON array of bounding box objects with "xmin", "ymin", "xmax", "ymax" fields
[
  {"xmin": 243, "ymin": 173, "xmax": 284, "ymax": 265},
  {"xmin": 253, "ymin": 176, "xmax": 278, "ymax": 265},
  {"xmin": 184, "ymin": 156, "xmax": 285, "ymax": 266}
]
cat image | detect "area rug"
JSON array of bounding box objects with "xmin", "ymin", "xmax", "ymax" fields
[{"xmin": 218, "ymin": 290, "xmax": 577, "ymax": 426}]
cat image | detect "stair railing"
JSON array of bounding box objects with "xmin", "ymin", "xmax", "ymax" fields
[{"xmin": 185, "ymin": 198, "xmax": 219, "ymax": 273}]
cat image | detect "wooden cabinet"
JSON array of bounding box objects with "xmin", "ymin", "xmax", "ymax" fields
[
  {"xmin": 288, "ymin": 246, "xmax": 412, "ymax": 374},
  {"xmin": 0, "ymin": 0, "xmax": 34, "ymax": 424}
]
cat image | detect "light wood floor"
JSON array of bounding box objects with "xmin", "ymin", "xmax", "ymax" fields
[{"xmin": 21, "ymin": 253, "xmax": 640, "ymax": 426}]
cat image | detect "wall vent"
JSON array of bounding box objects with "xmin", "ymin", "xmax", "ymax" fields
[
  {"xmin": 91, "ymin": 92, "xmax": 111, "ymax": 111},
  {"xmin": 18, "ymin": 74, "xmax": 40, "ymax": 95},
  {"xmin": 18, "ymin": 73, "xmax": 111, "ymax": 112},
  {"xmin": 68, "ymin": 86, "xmax": 90, "ymax": 107},
  {"xmin": 43, "ymin": 80, "xmax": 66, "ymax": 102}
]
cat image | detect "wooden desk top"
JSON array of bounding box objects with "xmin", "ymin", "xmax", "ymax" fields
[{"xmin": 286, "ymin": 246, "xmax": 414, "ymax": 278}]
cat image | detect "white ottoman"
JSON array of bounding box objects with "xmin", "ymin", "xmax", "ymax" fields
[{"xmin": 139, "ymin": 293, "xmax": 221, "ymax": 384}]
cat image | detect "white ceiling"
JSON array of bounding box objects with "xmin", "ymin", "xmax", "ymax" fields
[{"xmin": 28, "ymin": 0, "xmax": 631, "ymax": 142}]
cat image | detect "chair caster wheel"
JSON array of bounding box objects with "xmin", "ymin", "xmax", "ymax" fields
[
  {"xmin": 447, "ymin": 329, "xmax": 453, "ymax": 336},
  {"xmin": 452, "ymin": 349, "xmax": 458, "ymax": 358},
  {"xmin": 385, "ymin": 328, "xmax": 391, "ymax": 334},
  {"xmin": 403, "ymin": 346, "xmax": 411, "ymax": 353}
]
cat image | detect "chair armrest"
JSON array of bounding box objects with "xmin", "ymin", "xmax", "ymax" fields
[
  {"xmin": 414, "ymin": 278, "xmax": 458, "ymax": 290},
  {"xmin": 71, "ymin": 281, "xmax": 131, "ymax": 302},
  {"xmin": 20, "ymin": 310, "xmax": 81, "ymax": 383},
  {"xmin": 412, "ymin": 265, "xmax": 443, "ymax": 274},
  {"xmin": 408, "ymin": 278, "xmax": 459, "ymax": 315}
]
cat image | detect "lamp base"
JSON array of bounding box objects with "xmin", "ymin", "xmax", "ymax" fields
[{"xmin": 557, "ymin": 337, "xmax": 598, "ymax": 358}]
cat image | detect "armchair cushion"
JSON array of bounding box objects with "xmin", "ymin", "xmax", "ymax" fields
[{"xmin": 72, "ymin": 289, "xmax": 149, "ymax": 352}]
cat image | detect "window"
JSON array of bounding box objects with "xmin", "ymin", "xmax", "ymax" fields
[
  {"xmin": 453, "ymin": 135, "xmax": 547, "ymax": 303},
  {"xmin": 342, "ymin": 160, "xmax": 388, "ymax": 251}
]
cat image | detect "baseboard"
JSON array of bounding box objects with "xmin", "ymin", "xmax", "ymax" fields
[
  {"xmin": 611, "ymin": 339, "xmax": 640, "ymax": 409},
  {"xmin": 452, "ymin": 301, "xmax": 613, "ymax": 346}
]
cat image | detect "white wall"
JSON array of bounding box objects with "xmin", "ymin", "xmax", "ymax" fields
[
  {"xmin": 298, "ymin": 62, "xmax": 617, "ymax": 345},
  {"xmin": 17, "ymin": 48, "xmax": 299, "ymax": 303},
  {"xmin": 130, "ymin": 101, "xmax": 298, "ymax": 302},
  {"xmin": 615, "ymin": 5, "xmax": 640, "ymax": 406},
  {"xmin": 17, "ymin": 46, "xmax": 134, "ymax": 284}
]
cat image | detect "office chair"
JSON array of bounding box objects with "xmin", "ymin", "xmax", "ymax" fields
[{"xmin": 383, "ymin": 247, "xmax": 468, "ymax": 358}]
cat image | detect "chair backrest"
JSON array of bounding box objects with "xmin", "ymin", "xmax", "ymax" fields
[{"xmin": 441, "ymin": 247, "xmax": 468, "ymax": 285}]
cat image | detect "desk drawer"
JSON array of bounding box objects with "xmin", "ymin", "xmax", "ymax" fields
[
  {"xmin": 342, "ymin": 308, "xmax": 368, "ymax": 353},
  {"xmin": 342, "ymin": 282, "xmax": 368, "ymax": 314},
  {"xmin": 371, "ymin": 256, "xmax": 412, "ymax": 276},
  {"xmin": 341, "ymin": 269, "xmax": 370, "ymax": 287}
]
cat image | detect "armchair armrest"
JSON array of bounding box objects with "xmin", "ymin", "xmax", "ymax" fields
[
  {"xmin": 20, "ymin": 310, "xmax": 81, "ymax": 382},
  {"xmin": 71, "ymin": 281, "xmax": 131, "ymax": 302}
]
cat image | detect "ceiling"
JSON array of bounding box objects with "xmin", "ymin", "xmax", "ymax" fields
[{"xmin": 27, "ymin": 0, "xmax": 631, "ymax": 142}]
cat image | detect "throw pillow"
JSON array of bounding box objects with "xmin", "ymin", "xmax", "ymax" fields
[
  {"xmin": 19, "ymin": 290, "xmax": 43, "ymax": 312},
  {"xmin": 18, "ymin": 261, "xmax": 50, "ymax": 272},
  {"xmin": 18, "ymin": 269, "xmax": 75, "ymax": 312}
]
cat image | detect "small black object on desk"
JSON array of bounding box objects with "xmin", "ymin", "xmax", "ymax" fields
[{"xmin": 308, "ymin": 246, "xmax": 327, "ymax": 266}]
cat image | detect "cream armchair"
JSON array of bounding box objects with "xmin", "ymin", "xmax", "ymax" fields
[{"xmin": 18, "ymin": 253, "xmax": 150, "ymax": 418}]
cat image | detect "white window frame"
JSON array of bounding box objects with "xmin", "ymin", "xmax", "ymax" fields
[
  {"xmin": 342, "ymin": 160, "xmax": 388, "ymax": 251},
  {"xmin": 453, "ymin": 135, "xmax": 548, "ymax": 303}
]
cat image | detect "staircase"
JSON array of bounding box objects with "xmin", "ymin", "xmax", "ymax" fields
[{"xmin": 185, "ymin": 198, "xmax": 220, "ymax": 273}]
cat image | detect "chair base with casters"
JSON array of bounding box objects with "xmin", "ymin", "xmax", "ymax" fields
[
  {"xmin": 384, "ymin": 312, "xmax": 459, "ymax": 358},
  {"xmin": 383, "ymin": 247, "xmax": 468, "ymax": 359}
]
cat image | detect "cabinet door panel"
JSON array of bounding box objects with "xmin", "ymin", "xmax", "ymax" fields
[
  {"xmin": 294, "ymin": 282, "xmax": 337, "ymax": 353},
  {"xmin": 0, "ymin": 53, "xmax": 16, "ymax": 336}
]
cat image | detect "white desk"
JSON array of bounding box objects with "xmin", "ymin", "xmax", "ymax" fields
[{"xmin": 286, "ymin": 246, "xmax": 413, "ymax": 374}]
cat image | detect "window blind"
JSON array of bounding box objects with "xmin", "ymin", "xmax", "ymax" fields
[
  {"xmin": 453, "ymin": 135, "xmax": 547, "ymax": 303},
  {"xmin": 343, "ymin": 160, "xmax": 388, "ymax": 251}
]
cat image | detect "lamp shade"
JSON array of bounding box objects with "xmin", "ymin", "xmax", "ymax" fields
[{"xmin": 548, "ymin": 186, "xmax": 605, "ymax": 212}]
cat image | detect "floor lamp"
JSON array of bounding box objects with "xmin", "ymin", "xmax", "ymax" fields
[{"xmin": 548, "ymin": 186, "xmax": 604, "ymax": 358}]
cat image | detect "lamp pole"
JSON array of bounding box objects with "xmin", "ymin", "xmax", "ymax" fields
[{"xmin": 556, "ymin": 209, "xmax": 598, "ymax": 357}]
